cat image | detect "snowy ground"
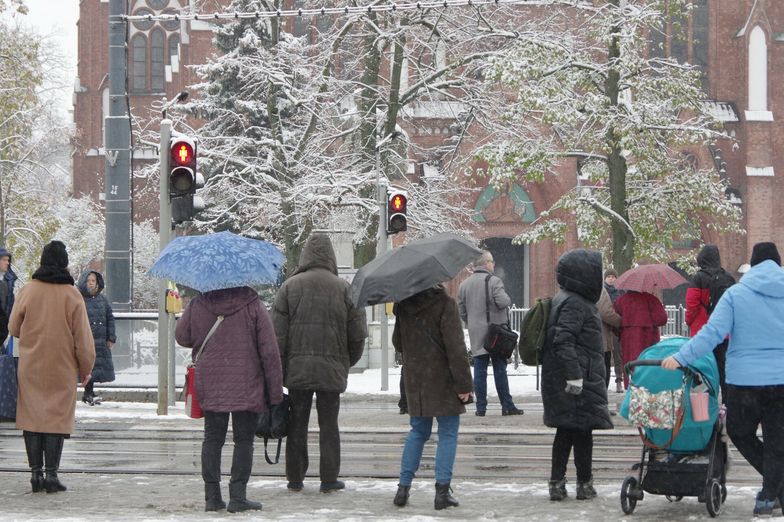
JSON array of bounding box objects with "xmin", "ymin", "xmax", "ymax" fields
[{"xmin": 1, "ymin": 474, "xmax": 777, "ymax": 521}]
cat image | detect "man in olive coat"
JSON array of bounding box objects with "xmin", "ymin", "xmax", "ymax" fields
[{"xmin": 272, "ymin": 233, "xmax": 367, "ymax": 493}]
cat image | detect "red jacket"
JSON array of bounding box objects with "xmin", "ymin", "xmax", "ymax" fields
[
  {"xmin": 614, "ymin": 291, "xmax": 668, "ymax": 364},
  {"xmin": 684, "ymin": 286, "xmax": 710, "ymax": 336}
]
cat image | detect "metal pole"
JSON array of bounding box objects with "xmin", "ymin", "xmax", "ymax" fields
[
  {"xmin": 104, "ymin": 0, "xmax": 131, "ymax": 312},
  {"xmin": 168, "ymin": 314, "xmax": 176, "ymax": 406},
  {"xmin": 157, "ymin": 119, "xmax": 172, "ymax": 415},
  {"xmin": 376, "ymin": 143, "xmax": 389, "ymax": 392}
]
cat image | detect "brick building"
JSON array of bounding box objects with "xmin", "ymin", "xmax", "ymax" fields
[{"xmin": 72, "ymin": 0, "xmax": 783, "ymax": 306}]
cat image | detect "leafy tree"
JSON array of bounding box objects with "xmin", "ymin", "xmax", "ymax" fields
[{"xmin": 474, "ymin": 0, "xmax": 742, "ymax": 272}]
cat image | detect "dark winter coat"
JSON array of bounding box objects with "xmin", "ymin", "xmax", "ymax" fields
[
  {"xmin": 685, "ymin": 245, "xmax": 734, "ymax": 336},
  {"xmin": 272, "ymin": 234, "xmax": 367, "ymax": 393},
  {"xmin": 392, "ymin": 286, "xmax": 473, "ymax": 417},
  {"xmin": 541, "ymin": 249, "xmax": 613, "ymax": 431},
  {"xmin": 614, "ymin": 291, "xmax": 668, "ymax": 364},
  {"xmin": 175, "ymin": 286, "xmax": 283, "ymax": 413},
  {"xmin": 0, "ymin": 247, "xmax": 17, "ymax": 317},
  {"xmin": 77, "ymin": 270, "xmax": 116, "ymax": 383}
]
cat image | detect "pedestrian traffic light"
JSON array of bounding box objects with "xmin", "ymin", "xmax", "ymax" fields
[
  {"xmin": 169, "ymin": 136, "xmax": 204, "ymax": 224},
  {"xmin": 387, "ymin": 189, "xmax": 408, "ymax": 234}
]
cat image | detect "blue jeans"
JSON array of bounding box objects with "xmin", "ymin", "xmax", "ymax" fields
[
  {"xmin": 473, "ymin": 354, "xmax": 515, "ymax": 412},
  {"xmin": 398, "ymin": 415, "xmax": 460, "ymax": 486}
]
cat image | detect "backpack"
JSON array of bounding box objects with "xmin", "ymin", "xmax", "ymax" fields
[
  {"xmin": 706, "ymin": 269, "xmax": 735, "ymax": 315},
  {"xmin": 519, "ymin": 297, "xmax": 552, "ymax": 366}
]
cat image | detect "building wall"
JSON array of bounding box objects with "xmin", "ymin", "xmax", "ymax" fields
[{"xmin": 73, "ymin": 1, "xmax": 784, "ymax": 304}]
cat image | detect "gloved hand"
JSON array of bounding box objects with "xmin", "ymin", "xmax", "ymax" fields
[{"xmin": 564, "ymin": 378, "xmax": 583, "ymax": 395}]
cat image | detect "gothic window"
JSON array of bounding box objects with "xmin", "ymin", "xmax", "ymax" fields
[
  {"xmin": 649, "ymin": 0, "xmax": 709, "ymax": 90},
  {"xmin": 748, "ymin": 26, "xmax": 768, "ymax": 112},
  {"xmin": 131, "ymin": 34, "xmax": 148, "ymax": 92},
  {"xmin": 161, "ymin": 8, "xmax": 180, "ymax": 31},
  {"xmin": 147, "ymin": 0, "xmax": 168, "ymax": 9},
  {"xmin": 150, "ymin": 29, "xmax": 165, "ymax": 92},
  {"xmin": 168, "ymin": 34, "xmax": 180, "ymax": 64},
  {"xmin": 132, "ymin": 8, "xmax": 154, "ymax": 31},
  {"xmin": 293, "ymin": 0, "xmax": 308, "ymax": 37}
]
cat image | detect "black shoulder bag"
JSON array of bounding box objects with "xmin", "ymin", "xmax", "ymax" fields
[{"xmin": 482, "ymin": 274, "xmax": 518, "ymax": 359}]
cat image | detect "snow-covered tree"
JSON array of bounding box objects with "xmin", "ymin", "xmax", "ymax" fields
[
  {"xmin": 474, "ymin": 0, "xmax": 742, "ymax": 272},
  {"xmin": 176, "ymin": 1, "xmax": 537, "ymax": 269},
  {"xmin": 132, "ymin": 220, "xmax": 159, "ymax": 310}
]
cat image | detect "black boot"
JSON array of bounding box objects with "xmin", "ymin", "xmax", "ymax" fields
[
  {"xmin": 23, "ymin": 432, "xmax": 44, "ymax": 493},
  {"xmin": 43, "ymin": 435, "xmax": 67, "ymax": 493},
  {"xmin": 576, "ymin": 477, "xmax": 597, "ymax": 500},
  {"xmin": 226, "ymin": 482, "xmax": 262, "ymax": 513},
  {"xmin": 393, "ymin": 484, "xmax": 410, "ymax": 507},
  {"xmin": 434, "ymin": 482, "xmax": 459, "ymax": 510},
  {"xmin": 549, "ymin": 478, "xmax": 567, "ymax": 501},
  {"xmin": 204, "ymin": 483, "xmax": 226, "ymax": 511},
  {"xmin": 226, "ymin": 436, "xmax": 261, "ymax": 513}
]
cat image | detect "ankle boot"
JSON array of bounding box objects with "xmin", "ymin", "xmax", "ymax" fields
[
  {"xmin": 226, "ymin": 482, "xmax": 262, "ymax": 513},
  {"xmin": 204, "ymin": 483, "xmax": 226, "ymax": 512},
  {"xmin": 434, "ymin": 482, "xmax": 459, "ymax": 510},
  {"xmin": 576, "ymin": 477, "xmax": 597, "ymax": 500},
  {"xmin": 393, "ymin": 484, "xmax": 410, "ymax": 507},
  {"xmin": 43, "ymin": 435, "xmax": 67, "ymax": 493},
  {"xmin": 548, "ymin": 478, "xmax": 567, "ymax": 501},
  {"xmin": 23, "ymin": 432, "xmax": 44, "ymax": 493}
]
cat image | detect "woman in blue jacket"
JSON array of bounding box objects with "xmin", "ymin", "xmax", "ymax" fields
[
  {"xmin": 662, "ymin": 242, "xmax": 784, "ymax": 517},
  {"xmin": 77, "ymin": 270, "xmax": 116, "ymax": 405}
]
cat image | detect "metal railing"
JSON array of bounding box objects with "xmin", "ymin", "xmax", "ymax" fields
[{"xmin": 508, "ymin": 304, "xmax": 689, "ymax": 337}]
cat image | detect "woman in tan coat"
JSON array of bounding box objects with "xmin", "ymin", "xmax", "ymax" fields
[{"xmin": 9, "ymin": 241, "xmax": 95, "ymax": 494}]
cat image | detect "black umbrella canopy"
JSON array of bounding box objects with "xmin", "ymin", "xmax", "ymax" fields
[{"xmin": 350, "ymin": 233, "xmax": 482, "ymax": 307}]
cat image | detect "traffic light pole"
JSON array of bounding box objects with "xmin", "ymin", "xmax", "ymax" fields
[
  {"xmin": 376, "ymin": 143, "xmax": 389, "ymax": 392},
  {"xmin": 157, "ymin": 119, "xmax": 172, "ymax": 416}
]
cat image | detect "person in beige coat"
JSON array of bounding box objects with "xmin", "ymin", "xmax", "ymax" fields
[
  {"xmin": 8, "ymin": 241, "xmax": 95, "ymax": 494},
  {"xmin": 597, "ymin": 286, "xmax": 621, "ymax": 392}
]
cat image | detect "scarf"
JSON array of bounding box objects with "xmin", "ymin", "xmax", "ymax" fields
[{"xmin": 32, "ymin": 266, "xmax": 75, "ymax": 285}]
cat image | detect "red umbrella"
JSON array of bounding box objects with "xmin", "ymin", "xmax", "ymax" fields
[{"xmin": 614, "ymin": 264, "xmax": 688, "ymax": 293}]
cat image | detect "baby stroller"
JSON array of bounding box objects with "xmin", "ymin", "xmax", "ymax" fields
[{"xmin": 619, "ymin": 337, "xmax": 728, "ymax": 517}]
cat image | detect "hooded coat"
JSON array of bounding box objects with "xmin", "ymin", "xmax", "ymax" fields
[
  {"xmin": 9, "ymin": 281, "xmax": 95, "ymax": 434},
  {"xmin": 685, "ymin": 245, "xmax": 735, "ymax": 336},
  {"xmin": 541, "ymin": 249, "xmax": 613, "ymax": 431},
  {"xmin": 392, "ymin": 286, "xmax": 473, "ymax": 417},
  {"xmin": 77, "ymin": 270, "xmax": 116, "ymax": 383},
  {"xmin": 272, "ymin": 234, "xmax": 367, "ymax": 392},
  {"xmin": 674, "ymin": 259, "xmax": 784, "ymax": 386},
  {"xmin": 175, "ymin": 286, "xmax": 283, "ymax": 412}
]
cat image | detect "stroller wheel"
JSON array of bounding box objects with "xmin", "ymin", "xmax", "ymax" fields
[
  {"xmin": 621, "ymin": 476, "xmax": 639, "ymax": 515},
  {"xmin": 665, "ymin": 495, "xmax": 683, "ymax": 502},
  {"xmin": 721, "ymin": 483, "xmax": 727, "ymax": 504},
  {"xmin": 705, "ymin": 478, "xmax": 722, "ymax": 517}
]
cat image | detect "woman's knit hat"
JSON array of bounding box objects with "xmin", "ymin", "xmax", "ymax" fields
[
  {"xmin": 40, "ymin": 240, "xmax": 69, "ymax": 269},
  {"xmin": 750, "ymin": 242, "xmax": 781, "ymax": 267}
]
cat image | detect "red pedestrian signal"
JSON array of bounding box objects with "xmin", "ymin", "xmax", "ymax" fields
[
  {"xmin": 387, "ymin": 189, "xmax": 408, "ymax": 234},
  {"xmin": 168, "ymin": 136, "xmax": 204, "ymax": 223}
]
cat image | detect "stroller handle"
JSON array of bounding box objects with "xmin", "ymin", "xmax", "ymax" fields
[{"xmin": 624, "ymin": 359, "xmax": 703, "ymax": 384}]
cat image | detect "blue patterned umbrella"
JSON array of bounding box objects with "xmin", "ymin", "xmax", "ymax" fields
[{"xmin": 148, "ymin": 231, "xmax": 284, "ymax": 292}]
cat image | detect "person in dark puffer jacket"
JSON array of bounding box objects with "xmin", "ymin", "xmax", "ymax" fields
[
  {"xmin": 542, "ymin": 249, "xmax": 613, "ymax": 502},
  {"xmin": 272, "ymin": 233, "xmax": 367, "ymax": 494},
  {"xmin": 77, "ymin": 270, "xmax": 116, "ymax": 405}
]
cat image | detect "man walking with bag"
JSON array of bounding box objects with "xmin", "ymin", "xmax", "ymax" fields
[
  {"xmin": 273, "ymin": 233, "xmax": 367, "ymax": 493},
  {"xmin": 458, "ymin": 251, "xmax": 523, "ymax": 417}
]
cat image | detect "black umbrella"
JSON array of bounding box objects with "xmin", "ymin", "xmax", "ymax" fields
[{"xmin": 350, "ymin": 233, "xmax": 482, "ymax": 307}]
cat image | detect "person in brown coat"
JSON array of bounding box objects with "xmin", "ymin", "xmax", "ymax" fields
[
  {"xmin": 8, "ymin": 241, "xmax": 95, "ymax": 494},
  {"xmin": 596, "ymin": 286, "xmax": 621, "ymax": 391},
  {"xmin": 391, "ymin": 285, "xmax": 473, "ymax": 510},
  {"xmin": 175, "ymin": 286, "xmax": 283, "ymax": 513},
  {"xmin": 272, "ymin": 233, "xmax": 367, "ymax": 494}
]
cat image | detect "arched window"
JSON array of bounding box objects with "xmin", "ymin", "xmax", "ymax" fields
[
  {"xmin": 748, "ymin": 26, "xmax": 768, "ymax": 112},
  {"xmin": 131, "ymin": 34, "xmax": 147, "ymax": 92},
  {"xmin": 151, "ymin": 29, "xmax": 165, "ymax": 92},
  {"xmin": 168, "ymin": 34, "xmax": 180, "ymax": 64}
]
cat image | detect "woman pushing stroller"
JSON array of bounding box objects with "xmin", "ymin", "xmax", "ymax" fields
[{"xmin": 662, "ymin": 242, "xmax": 784, "ymax": 517}]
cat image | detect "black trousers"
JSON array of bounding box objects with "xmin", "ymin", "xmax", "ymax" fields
[
  {"xmin": 604, "ymin": 352, "xmax": 612, "ymax": 388},
  {"xmin": 550, "ymin": 428, "xmax": 593, "ymax": 483},
  {"xmin": 286, "ymin": 389, "xmax": 341, "ymax": 484},
  {"xmin": 712, "ymin": 340, "xmax": 728, "ymax": 404},
  {"xmin": 202, "ymin": 411, "xmax": 258, "ymax": 486},
  {"xmin": 725, "ymin": 384, "xmax": 784, "ymax": 502}
]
